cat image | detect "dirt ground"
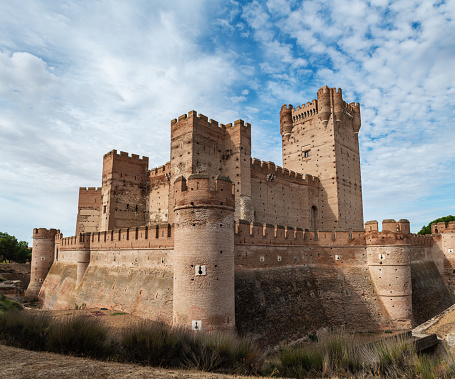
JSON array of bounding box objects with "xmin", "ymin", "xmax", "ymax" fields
[
  {"xmin": 0, "ymin": 344, "xmax": 256, "ymax": 379},
  {"xmin": 426, "ymin": 307, "xmax": 455, "ymax": 339}
]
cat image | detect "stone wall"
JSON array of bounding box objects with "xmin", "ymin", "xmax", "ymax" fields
[
  {"xmin": 411, "ymin": 262, "xmax": 453, "ymax": 325},
  {"xmin": 40, "ymin": 249, "xmax": 173, "ymax": 321},
  {"xmin": 235, "ymin": 265, "xmax": 390, "ymax": 346}
]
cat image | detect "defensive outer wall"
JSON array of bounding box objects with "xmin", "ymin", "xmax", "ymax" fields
[
  {"xmin": 27, "ymin": 86, "xmax": 455, "ymax": 345},
  {"xmin": 31, "ymin": 218, "xmax": 453, "ymax": 345}
]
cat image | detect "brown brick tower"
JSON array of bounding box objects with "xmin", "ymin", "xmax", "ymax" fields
[
  {"xmin": 280, "ymin": 86, "xmax": 363, "ymax": 230},
  {"xmin": 99, "ymin": 150, "xmax": 149, "ymax": 231},
  {"xmin": 366, "ymin": 220, "xmax": 413, "ymax": 329},
  {"xmin": 173, "ymin": 174, "xmax": 235, "ymax": 332},
  {"xmin": 26, "ymin": 228, "xmax": 58, "ymax": 297},
  {"xmin": 170, "ymin": 111, "xmax": 253, "ymax": 223}
]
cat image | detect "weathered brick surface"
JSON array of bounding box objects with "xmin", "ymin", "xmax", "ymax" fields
[
  {"xmin": 40, "ymin": 255, "xmax": 173, "ymax": 321},
  {"xmin": 76, "ymin": 187, "xmax": 101, "ymax": 235},
  {"xmin": 280, "ymin": 87, "xmax": 363, "ymax": 230},
  {"xmin": 235, "ymin": 265, "xmax": 390, "ymax": 346},
  {"xmin": 26, "ymin": 228, "xmax": 58, "ymax": 297},
  {"xmin": 411, "ymin": 262, "xmax": 453, "ymax": 325},
  {"xmin": 100, "ymin": 150, "xmax": 148, "ymax": 231},
  {"xmin": 173, "ymin": 175, "xmax": 235, "ymax": 332}
]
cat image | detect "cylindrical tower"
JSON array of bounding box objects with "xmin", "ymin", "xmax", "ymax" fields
[
  {"xmin": 26, "ymin": 228, "xmax": 58, "ymax": 297},
  {"xmin": 317, "ymin": 85, "xmax": 331, "ymax": 125},
  {"xmin": 333, "ymin": 88, "xmax": 344, "ymax": 122},
  {"xmin": 76, "ymin": 233, "xmax": 91, "ymax": 286},
  {"xmin": 173, "ymin": 174, "xmax": 235, "ymax": 332},
  {"xmin": 280, "ymin": 104, "xmax": 293, "ymax": 138},
  {"xmin": 367, "ymin": 227, "xmax": 413, "ymax": 329},
  {"xmin": 351, "ymin": 102, "xmax": 361, "ymax": 133}
]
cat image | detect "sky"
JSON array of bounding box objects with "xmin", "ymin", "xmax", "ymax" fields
[{"xmin": 0, "ymin": 0, "xmax": 454, "ymax": 245}]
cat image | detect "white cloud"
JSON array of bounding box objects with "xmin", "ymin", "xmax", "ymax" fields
[{"xmin": 1, "ymin": 0, "xmax": 454, "ymax": 243}]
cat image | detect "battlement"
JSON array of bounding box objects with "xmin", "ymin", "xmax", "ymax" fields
[
  {"xmin": 79, "ymin": 187, "xmax": 101, "ymax": 192},
  {"xmin": 431, "ymin": 221, "xmax": 455, "ymax": 234},
  {"xmin": 149, "ymin": 162, "xmax": 171, "ymax": 178},
  {"xmin": 291, "ymin": 100, "xmax": 318, "ymax": 122},
  {"xmin": 234, "ymin": 220, "xmax": 365, "ymax": 246},
  {"xmin": 33, "ymin": 228, "xmax": 59, "ymax": 239},
  {"xmin": 251, "ymin": 158, "xmax": 319, "ymax": 186},
  {"xmin": 59, "ymin": 224, "xmax": 173, "ymax": 252},
  {"xmin": 171, "ymin": 111, "xmax": 251, "ymax": 133},
  {"xmin": 365, "ymin": 219, "xmax": 432, "ymax": 246},
  {"xmin": 174, "ymin": 174, "xmax": 235, "ymax": 210},
  {"xmin": 103, "ymin": 149, "xmax": 149, "ymax": 164}
]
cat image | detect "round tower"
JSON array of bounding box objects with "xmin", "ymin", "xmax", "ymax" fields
[
  {"xmin": 366, "ymin": 225, "xmax": 412, "ymax": 329},
  {"xmin": 351, "ymin": 102, "xmax": 361, "ymax": 133},
  {"xmin": 173, "ymin": 174, "xmax": 235, "ymax": 332},
  {"xmin": 26, "ymin": 228, "xmax": 58, "ymax": 297},
  {"xmin": 333, "ymin": 88, "xmax": 343, "ymax": 122},
  {"xmin": 280, "ymin": 104, "xmax": 293, "ymax": 138},
  {"xmin": 317, "ymin": 86, "xmax": 331, "ymax": 125},
  {"xmin": 76, "ymin": 233, "xmax": 91, "ymax": 286}
]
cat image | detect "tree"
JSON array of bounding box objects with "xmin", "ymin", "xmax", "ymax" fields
[
  {"xmin": 418, "ymin": 215, "xmax": 455, "ymax": 235},
  {"xmin": 0, "ymin": 232, "xmax": 31, "ymax": 263}
]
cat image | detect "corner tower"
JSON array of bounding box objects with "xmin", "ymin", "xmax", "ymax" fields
[
  {"xmin": 173, "ymin": 174, "xmax": 235, "ymax": 332},
  {"xmin": 280, "ymin": 86, "xmax": 363, "ymax": 230},
  {"xmin": 26, "ymin": 228, "xmax": 58, "ymax": 297}
]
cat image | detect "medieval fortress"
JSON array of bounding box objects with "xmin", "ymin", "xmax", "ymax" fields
[{"xmin": 27, "ymin": 86, "xmax": 455, "ymax": 343}]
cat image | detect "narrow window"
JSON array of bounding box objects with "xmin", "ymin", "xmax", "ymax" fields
[
  {"xmin": 304, "ymin": 150, "xmax": 310, "ymax": 158},
  {"xmin": 103, "ymin": 205, "xmax": 106, "ymax": 214}
]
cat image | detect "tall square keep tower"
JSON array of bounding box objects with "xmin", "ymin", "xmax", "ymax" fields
[{"xmin": 280, "ymin": 86, "xmax": 363, "ymax": 230}]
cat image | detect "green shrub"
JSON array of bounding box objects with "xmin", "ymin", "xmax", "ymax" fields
[
  {"xmin": 0, "ymin": 309, "xmax": 50, "ymax": 350},
  {"xmin": 47, "ymin": 315, "xmax": 112, "ymax": 359},
  {"xmin": 0, "ymin": 294, "xmax": 23, "ymax": 312},
  {"xmin": 120, "ymin": 321, "xmax": 183, "ymax": 366},
  {"xmin": 120, "ymin": 321, "xmax": 262, "ymax": 374},
  {"xmin": 181, "ymin": 330, "xmax": 263, "ymax": 374}
]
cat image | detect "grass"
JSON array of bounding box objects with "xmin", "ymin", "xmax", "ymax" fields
[
  {"xmin": 0, "ymin": 309, "xmax": 263, "ymax": 375},
  {"xmin": 47, "ymin": 315, "xmax": 112, "ymax": 358},
  {"xmin": 0, "ymin": 294, "xmax": 23, "ymax": 313},
  {"xmin": 110, "ymin": 312, "xmax": 127, "ymax": 316},
  {"xmin": 2, "ymin": 308, "xmax": 455, "ymax": 377},
  {"xmin": 266, "ymin": 330, "xmax": 455, "ymax": 378}
]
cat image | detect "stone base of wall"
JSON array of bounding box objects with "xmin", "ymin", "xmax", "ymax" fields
[
  {"xmin": 235, "ymin": 265, "xmax": 392, "ymax": 346},
  {"xmin": 411, "ymin": 262, "xmax": 453, "ymax": 326},
  {"xmin": 40, "ymin": 262, "xmax": 173, "ymax": 322}
]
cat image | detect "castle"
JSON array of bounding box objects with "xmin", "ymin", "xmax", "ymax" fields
[{"xmin": 26, "ymin": 86, "xmax": 455, "ymax": 344}]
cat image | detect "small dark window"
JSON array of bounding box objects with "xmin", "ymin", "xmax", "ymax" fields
[
  {"xmin": 304, "ymin": 150, "xmax": 310, "ymax": 158},
  {"xmin": 103, "ymin": 205, "xmax": 106, "ymax": 214}
]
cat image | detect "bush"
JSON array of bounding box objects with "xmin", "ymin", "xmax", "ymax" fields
[
  {"xmin": 47, "ymin": 315, "xmax": 112, "ymax": 359},
  {"xmin": 0, "ymin": 294, "xmax": 23, "ymax": 312},
  {"xmin": 120, "ymin": 321, "xmax": 263, "ymax": 374},
  {"xmin": 120, "ymin": 321, "xmax": 182, "ymax": 366},
  {"xmin": 269, "ymin": 331, "xmax": 360, "ymax": 378},
  {"xmin": 181, "ymin": 329, "xmax": 263, "ymax": 374},
  {"xmin": 0, "ymin": 309, "xmax": 50, "ymax": 350}
]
